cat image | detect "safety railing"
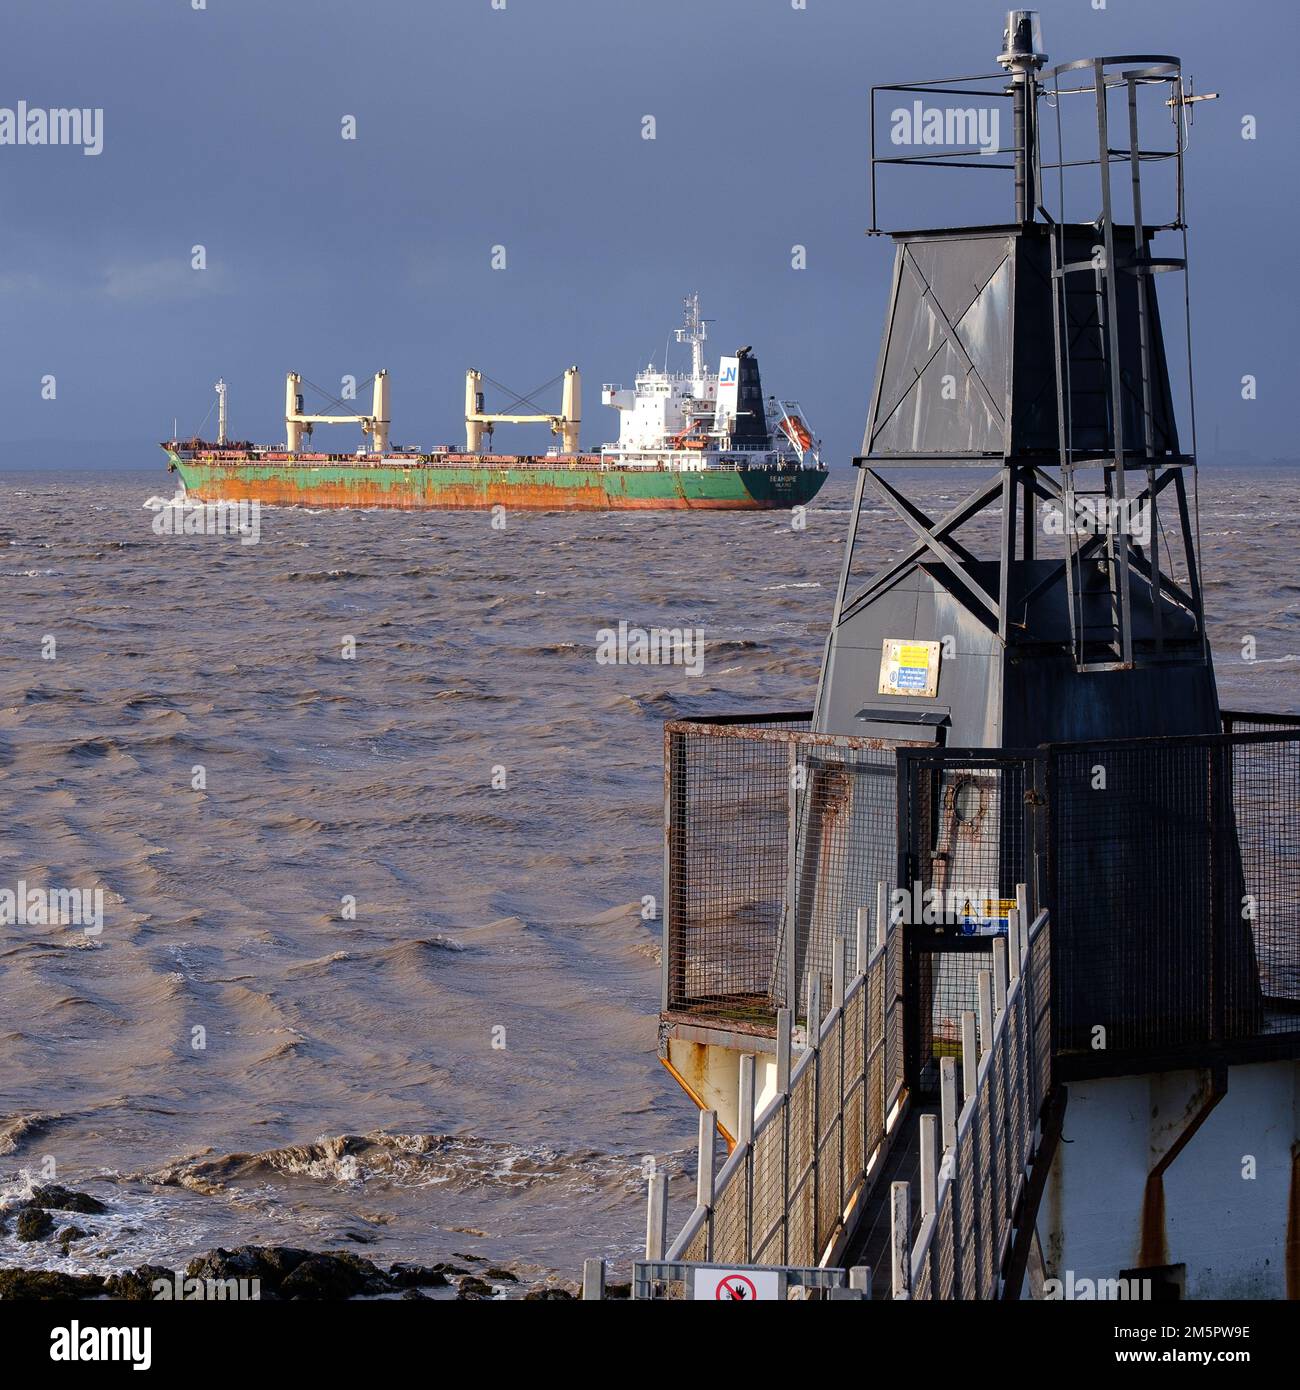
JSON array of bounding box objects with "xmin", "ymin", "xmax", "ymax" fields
[
  {"xmin": 657, "ymin": 886, "xmax": 906, "ymax": 1282},
  {"xmin": 903, "ymin": 908, "xmax": 1053, "ymax": 1300}
]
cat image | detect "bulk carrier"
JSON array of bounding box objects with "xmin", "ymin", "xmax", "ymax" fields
[{"xmin": 161, "ymin": 295, "xmax": 828, "ymax": 511}]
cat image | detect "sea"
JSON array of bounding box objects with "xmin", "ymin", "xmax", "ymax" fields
[{"xmin": 0, "ymin": 464, "xmax": 1296, "ymax": 1286}]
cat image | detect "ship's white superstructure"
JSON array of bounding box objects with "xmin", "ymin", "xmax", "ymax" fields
[{"xmin": 599, "ymin": 293, "xmax": 821, "ymax": 471}]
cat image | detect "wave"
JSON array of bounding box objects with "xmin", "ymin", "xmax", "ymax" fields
[{"xmin": 141, "ymin": 1131, "xmax": 674, "ymax": 1200}]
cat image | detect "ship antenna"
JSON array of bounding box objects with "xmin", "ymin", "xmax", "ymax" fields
[{"xmin": 674, "ymin": 291, "xmax": 712, "ymax": 381}]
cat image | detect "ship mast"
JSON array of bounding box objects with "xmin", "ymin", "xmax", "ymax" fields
[
  {"xmin": 674, "ymin": 292, "xmax": 711, "ymax": 382},
  {"xmin": 214, "ymin": 378, "xmax": 228, "ymax": 446}
]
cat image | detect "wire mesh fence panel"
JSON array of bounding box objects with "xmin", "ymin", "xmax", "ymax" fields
[
  {"xmin": 1005, "ymin": 986, "xmax": 1027, "ymax": 1186},
  {"xmin": 988, "ymin": 1043, "xmax": 1009, "ymax": 1268},
  {"xmin": 666, "ymin": 723, "xmax": 794, "ymax": 1018},
  {"xmin": 814, "ymin": 1018, "xmax": 844, "ymax": 1255},
  {"xmin": 681, "ymin": 1219, "xmax": 708, "ymax": 1266},
  {"xmin": 1031, "ymin": 920, "xmax": 1053, "ymax": 1107},
  {"xmin": 956, "ymin": 1135, "xmax": 977, "ymax": 1300},
  {"xmin": 1047, "ymin": 732, "xmax": 1300, "ymax": 1068},
  {"xmin": 750, "ymin": 1110, "xmax": 787, "ymax": 1265},
  {"xmin": 935, "ymin": 1184, "xmax": 957, "ymax": 1300},
  {"xmin": 1228, "ymin": 738, "xmax": 1300, "ymax": 1021},
  {"xmin": 709, "ymin": 1153, "xmax": 750, "ymax": 1265},
  {"xmin": 790, "ymin": 750, "xmax": 899, "ymax": 1024},
  {"xmin": 665, "ymin": 718, "xmax": 904, "ymax": 1029},
  {"xmin": 886, "ymin": 926, "xmax": 905, "ymax": 1105},
  {"xmin": 841, "ymin": 983, "xmax": 867, "ymax": 1208},
  {"xmin": 785, "ymin": 1055, "xmax": 818, "ymax": 1268},
  {"xmin": 866, "ymin": 951, "xmax": 886, "ymax": 1159},
  {"xmin": 976, "ymin": 1072, "xmax": 995, "ymax": 1297}
]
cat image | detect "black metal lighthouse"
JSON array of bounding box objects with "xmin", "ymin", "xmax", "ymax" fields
[{"xmin": 816, "ymin": 11, "xmax": 1217, "ymax": 748}]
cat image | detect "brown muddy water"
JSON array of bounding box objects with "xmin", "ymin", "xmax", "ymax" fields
[{"xmin": 0, "ymin": 465, "xmax": 1296, "ymax": 1285}]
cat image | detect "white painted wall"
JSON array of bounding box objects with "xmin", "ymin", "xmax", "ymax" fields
[{"xmin": 1041, "ymin": 1060, "xmax": 1298, "ymax": 1299}]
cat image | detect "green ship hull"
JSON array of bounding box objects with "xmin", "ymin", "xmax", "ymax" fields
[{"xmin": 164, "ymin": 450, "xmax": 829, "ymax": 511}]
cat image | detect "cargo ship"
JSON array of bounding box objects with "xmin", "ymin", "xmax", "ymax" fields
[{"xmin": 161, "ymin": 295, "xmax": 828, "ymax": 511}]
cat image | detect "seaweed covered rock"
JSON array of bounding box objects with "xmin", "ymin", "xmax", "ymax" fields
[
  {"xmin": 103, "ymin": 1266, "xmax": 174, "ymax": 1301},
  {"xmin": 15, "ymin": 1209, "xmax": 54, "ymax": 1242},
  {"xmin": 28, "ymin": 1185, "xmax": 107, "ymax": 1215},
  {"xmin": 387, "ymin": 1262, "xmax": 451, "ymax": 1288},
  {"xmin": 278, "ymin": 1251, "xmax": 387, "ymax": 1300},
  {"xmin": 0, "ymin": 1268, "xmax": 105, "ymax": 1299}
]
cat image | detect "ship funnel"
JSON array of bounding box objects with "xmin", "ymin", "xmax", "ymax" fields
[{"xmin": 561, "ymin": 366, "xmax": 581, "ymax": 454}]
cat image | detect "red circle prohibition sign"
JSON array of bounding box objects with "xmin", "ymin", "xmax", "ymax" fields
[{"xmin": 716, "ymin": 1274, "xmax": 758, "ymax": 1301}]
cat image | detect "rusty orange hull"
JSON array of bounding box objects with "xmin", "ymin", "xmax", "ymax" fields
[{"xmin": 164, "ymin": 449, "xmax": 828, "ymax": 511}]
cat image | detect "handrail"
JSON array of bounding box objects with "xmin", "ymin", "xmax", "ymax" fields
[
  {"xmin": 663, "ymin": 886, "xmax": 907, "ymax": 1271},
  {"xmin": 903, "ymin": 908, "xmax": 1053, "ymax": 1300}
]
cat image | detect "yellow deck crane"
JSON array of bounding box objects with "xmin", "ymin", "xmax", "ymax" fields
[
  {"xmin": 285, "ymin": 371, "xmax": 390, "ymax": 454},
  {"xmin": 464, "ymin": 367, "xmax": 581, "ymax": 454}
]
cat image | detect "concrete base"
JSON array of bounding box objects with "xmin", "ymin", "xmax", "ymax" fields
[
  {"xmin": 1040, "ymin": 1060, "xmax": 1299, "ymax": 1299},
  {"xmin": 660, "ymin": 1022, "xmax": 782, "ymax": 1143}
]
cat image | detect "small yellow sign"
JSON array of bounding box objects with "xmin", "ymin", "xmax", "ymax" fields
[
  {"xmin": 878, "ymin": 638, "xmax": 941, "ymax": 698},
  {"xmin": 957, "ymin": 897, "xmax": 1017, "ymax": 937}
]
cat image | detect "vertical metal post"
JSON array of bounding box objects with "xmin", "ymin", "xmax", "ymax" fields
[
  {"xmin": 856, "ymin": 904, "xmax": 871, "ymax": 978},
  {"xmin": 876, "ymin": 878, "xmax": 890, "ymax": 1115},
  {"xmin": 1007, "ymin": 906, "xmax": 1022, "ymax": 982},
  {"xmin": 919, "ymin": 1113, "xmax": 938, "ymax": 1219},
  {"xmin": 940, "ymin": 1055, "xmax": 958, "ymax": 1152},
  {"xmin": 850, "ymin": 1265, "xmax": 872, "ymax": 1296},
  {"xmin": 977, "ymin": 969, "xmax": 994, "ymax": 1056},
  {"xmin": 1016, "ymin": 882, "xmax": 1029, "ymax": 940},
  {"xmin": 777, "ymin": 1006, "xmax": 792, "ymax": 1266},
  {"xmin": 738, "ymin": 1054, "xmax": 755, "ymax": 1264},
  {"xmin": 890, "ymin": 1182, "xmax": 912, "ymax": 1299},
  {"xmin": 775, "ymin": 1008, "xmax": 792, "ymax": 1094},
  {"xmin": 1094, "ymin": 58, "xmax": 1134, "ymax": 666},
  {"xmin": 993, "ymin": 937, "xmax": 1008, "ymax": 1015},
  {"xmin": 582, "ymin": 1258, "xmax": 606, "ymax": 1300},
  {"xmin": 738, "ymin": 1054, "xmax": 756, "ymax": 1146},
  {"xmin": 697, "ymin": 1110, "xmax": 717, "ymax": 1210},
  {"xmin": 961, "ymin": 1010, "xmax": 978, "ymax": 1102},
  {"xmin": 831, "ymin": 931, "xmax": 845, "ymax": 1010},
  {"xmin": 784, "ymin": 743, "xmax": 799, "ymax": 1017},
  {"xmin": 1126, "ymin": 73, "xmax": 1164, "ymax": 654},
  {"xmin": 645, "ymin": 1171, "xmax": 668, "ymax": 1261},
  {"xmin": 808, "ymin": 972, "xmax": 822, "ymax": 1041},
  {"xmin": 662, "ymin": 728, "xmax": 676, "ymax": 1012}
]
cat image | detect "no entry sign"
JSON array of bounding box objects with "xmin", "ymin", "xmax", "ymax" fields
[{"xmin": 693, "ymin": 1267, "xmax": 782, "ymax": 1301}]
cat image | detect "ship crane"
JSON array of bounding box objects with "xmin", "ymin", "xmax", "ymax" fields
[
  {"xmin": 285, "ymin": 370, "xmax": 390, "ymax": 454},
  {"xmin": 465, "ymin": 367, "xmax": 581, "ymax": 454}
]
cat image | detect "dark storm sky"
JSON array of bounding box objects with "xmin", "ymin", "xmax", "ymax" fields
[{"xmin": 1, "ymin": 0, "xmax": 1294, "ymax": 467}]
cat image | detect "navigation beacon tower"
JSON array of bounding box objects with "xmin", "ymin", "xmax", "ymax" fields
[{"xmin": 816, "ymin": 10, "xmax": 1216, "ymax": 750}]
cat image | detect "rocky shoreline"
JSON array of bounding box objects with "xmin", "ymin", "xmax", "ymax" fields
[{"xmin": 1, "ymin": 1185, "xmax": 620, "ymax": 1301}]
